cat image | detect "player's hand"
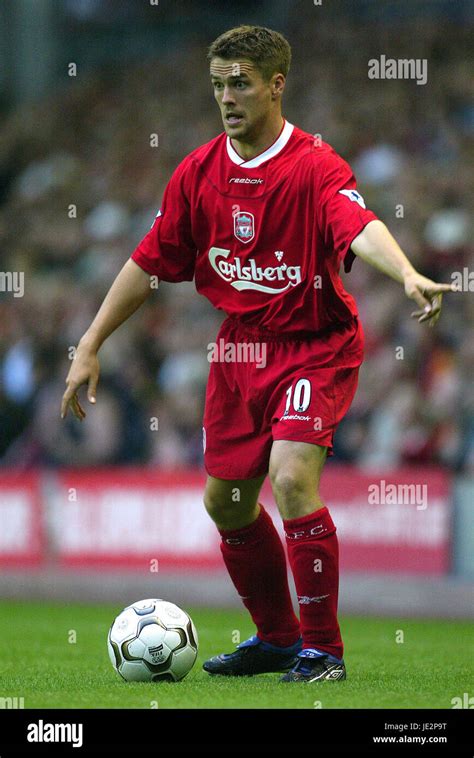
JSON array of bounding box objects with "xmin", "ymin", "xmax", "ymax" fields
[
  {"xmin": 61, "ymin": 342, "xmax": 100, "ymax": 421},
  {"xmin": 404, "ymin": 271, "xmax": 456, "ymax": 327}
]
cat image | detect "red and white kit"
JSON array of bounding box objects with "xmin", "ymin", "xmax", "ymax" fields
[{"xmin": 132, "ymin": 121, "xmax": 378, "ymax": 478}]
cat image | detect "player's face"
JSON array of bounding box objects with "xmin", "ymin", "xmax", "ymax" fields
[{"xmin": 210, "ymin": 58, "xmax": 278, "ymax": 141}]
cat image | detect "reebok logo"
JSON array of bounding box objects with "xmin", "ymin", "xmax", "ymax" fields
[
  {"xmin": 279, "ymin": 414, "xmax": 311, "ymax": 421},
  {"xmin": 208, "ymin": 246, "xmax": 302, "ymax": 294},
  {"xmin": 229, "ymin": 177, "xmax": 263, "ymax": 184}
]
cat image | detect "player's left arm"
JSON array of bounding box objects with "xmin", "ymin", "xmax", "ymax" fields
[{"xmin": 351, "ymin": 219, "xmax": 456, "ymax": 326}]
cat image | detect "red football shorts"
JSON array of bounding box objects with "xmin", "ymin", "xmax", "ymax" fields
[{"xmin": 203, "ymin": 316, "xmax": 364, "ymax": 480}]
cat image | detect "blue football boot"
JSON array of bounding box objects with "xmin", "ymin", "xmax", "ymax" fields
[{"xmin": 203, "ymin": 634, "xmax": 302, "ymax": 676}]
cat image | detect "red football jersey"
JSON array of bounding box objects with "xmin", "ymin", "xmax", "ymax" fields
[{"xmin": 131, "ymin": 120, "xmax": 378, "ymax": 333}]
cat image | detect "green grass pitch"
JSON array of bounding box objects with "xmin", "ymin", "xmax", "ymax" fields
[{"xmin": 1, "ymin": 600, "xmax": 471, "ymax": 709}]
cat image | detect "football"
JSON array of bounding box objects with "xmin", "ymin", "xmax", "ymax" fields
[{"xmin": 107, "ymin": 598, "xmax": 198, "ymax": 682}]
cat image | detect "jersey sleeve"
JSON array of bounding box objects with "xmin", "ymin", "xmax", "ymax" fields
[
  {"xmin": 316, "ymin": 151, "xmax": 378, "ymax": 272},
  {"xmin": 131, "ymin": 159, "xmax": 197, "ymax": 282}
]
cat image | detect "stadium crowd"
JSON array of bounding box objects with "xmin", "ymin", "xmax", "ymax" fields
[{"xmin": 0, "ymin": 16, "xmax": 472, "ymax": 472}]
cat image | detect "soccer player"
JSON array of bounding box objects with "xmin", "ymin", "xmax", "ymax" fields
[{"xmin": 61, "ymin": 26, "xmax": 455, "ymax": 682}]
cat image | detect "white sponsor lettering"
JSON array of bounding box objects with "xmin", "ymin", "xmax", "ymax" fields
[{"xmin": 208, "ymin": 246, "xmax": 302, "ymax": 294}]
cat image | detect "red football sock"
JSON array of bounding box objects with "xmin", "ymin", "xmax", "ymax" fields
[
  {"xmin": 284, "ymin": 506, "xmax": 343, "ymax": 659},
  {"xmin": 218, "ymin": 505, "xmax": 301, "ymax": 647}
]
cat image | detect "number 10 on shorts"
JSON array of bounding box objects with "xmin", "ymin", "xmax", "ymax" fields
[{"xmin": 284, "ymin": 378, "xmax": 312, "ymax": 414}]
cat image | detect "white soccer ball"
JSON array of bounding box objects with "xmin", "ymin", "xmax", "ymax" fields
[{"xmin": 107, "ymin": 598, "xmax": 198, "ymax": 682}]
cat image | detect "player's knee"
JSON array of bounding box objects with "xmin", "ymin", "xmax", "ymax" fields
[
  {"xmin": 270, "ymin": 468, "xmax": 306, "ymax": 505},
  {"xmin": 203, "ymin": 488, "xmax": 224, "ymax": 521},
  {"xmin": 203, "ymin": 495, "xmax": 252, "ymax": 530},
  {"xmin": 203, "ymin": 487, "xmax": 237, "ymax": 524},
  {"xmin": 203, "ymin": 481, "xmax": 259, "ymax": 529}
]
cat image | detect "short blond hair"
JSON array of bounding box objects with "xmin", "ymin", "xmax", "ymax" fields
[{"xmin": 208, "ymin": 25, "xmax": 291, "ymax": 81}]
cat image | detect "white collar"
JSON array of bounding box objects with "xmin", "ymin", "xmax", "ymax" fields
[{"xmin": 226, "ymin": 120, "xmax": 294, "ymax": 169}]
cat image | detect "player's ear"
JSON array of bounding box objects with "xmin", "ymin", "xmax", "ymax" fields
[{"xmin": 271, "ymin": 73, "xmax": 285, "ymax": 99}]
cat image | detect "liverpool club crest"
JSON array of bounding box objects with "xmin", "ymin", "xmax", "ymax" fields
[{"xmin": 234, "ymin": 211, "xmax": 255, "ymax": 243}]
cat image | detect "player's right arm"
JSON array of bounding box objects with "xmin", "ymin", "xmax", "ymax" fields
[
  {"xmin": 60, "ymin": 259, "xmax": 152, "ymax": 421},
  {"xmin": 62, "ymin": 157, "xmax": 197, "ymax": 421}
]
